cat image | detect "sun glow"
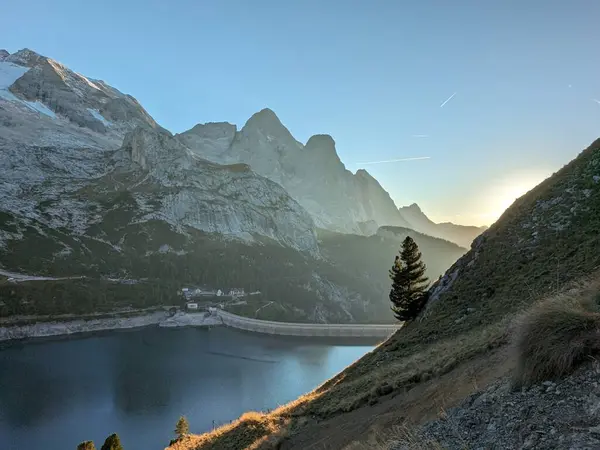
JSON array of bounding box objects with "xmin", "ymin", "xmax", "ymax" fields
[{"xmin": 482, "ymin": 174, "xmax": 548, "ymax": 224}]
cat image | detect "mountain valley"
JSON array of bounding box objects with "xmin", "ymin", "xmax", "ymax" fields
[{"xmin": 0, "ymin": 48, "xmax": 473, "ymax": 325}]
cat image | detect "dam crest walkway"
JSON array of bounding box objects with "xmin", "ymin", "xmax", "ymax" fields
[{"xmin": 211, "ymin": 309, "xmax": 400, "ymax": 339}]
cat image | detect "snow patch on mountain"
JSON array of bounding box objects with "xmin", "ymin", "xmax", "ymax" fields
[
  {"xmin": 87, "ymin": 108, "xmax": 112, "ymax": 127},
  {"xmin": 23, "ymin": 100, "xmax": 57, "ymax": 118},
  {"xmin": 0, "ymin": 61, "xmax": 29, "ymax": 89}
]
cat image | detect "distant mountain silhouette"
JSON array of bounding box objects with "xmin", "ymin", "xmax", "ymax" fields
[{"xmin": 399, "ymin": 203, "xmax": 487, "ymax": 248}]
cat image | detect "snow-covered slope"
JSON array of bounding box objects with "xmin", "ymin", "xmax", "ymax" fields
[{"xmin": 177, "ymin": 109, "xmax": 412, "ymax": 234}]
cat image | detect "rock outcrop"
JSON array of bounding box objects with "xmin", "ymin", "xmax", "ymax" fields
[
  {"xmin": 114, "ymin": 127, "xmax": 318, "ymax": 252},
  {"xmin": 395, "ymin": 363, "xmax": 600, "ymax": 450}
]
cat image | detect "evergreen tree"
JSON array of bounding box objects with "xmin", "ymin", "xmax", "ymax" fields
[
  {"xmin": 77, "ymin": 442, "xmax": 96, "ymax": 450},
  {"xmin": 100, "ymin": 433, "xmax": 123, "ymax": 450},
  {"xmin": 389, "ymin": 236, "xmax": 430, "ymax": 321},
  {"xmin": 175, "ymin": 415, "xmax": 190, "ymax": 440}
]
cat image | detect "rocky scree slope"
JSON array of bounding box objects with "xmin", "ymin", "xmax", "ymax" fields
[
  {"xmin": 399, "ymin": 203, "xmax": 487, "ymax": 248},
  {"xmin": 176, "ymin": 109, "xmax": 412, "ymax": 234},
  {"xmin": 394, "ymin": 362, "xmax": 600, "ymax": 450}
]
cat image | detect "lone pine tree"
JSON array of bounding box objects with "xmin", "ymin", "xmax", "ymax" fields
[
  {"xmin": 389, "ymin": 236, "xmax": 430, "ymax": 321},
  {"xmin": 100, "ymin": 433, "xmax": 123, "ymax": 450},
  {"xmin": 175, "ymin": 415, "xmax": 190, "ymax": 440}
]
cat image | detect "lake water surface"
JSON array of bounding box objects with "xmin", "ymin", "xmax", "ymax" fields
[{"xmin": 0, "ymin": 326, "xmax": 378, "ymax": 450}]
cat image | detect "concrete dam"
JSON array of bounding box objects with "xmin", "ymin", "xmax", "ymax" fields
[{"xmin": 211, "ymin": 309, "xmax": 401, "ymax": 339}]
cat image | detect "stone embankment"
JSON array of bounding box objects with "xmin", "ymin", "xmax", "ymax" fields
[{"xmin": 0, "ymin": 311, "xmax": 219, "ymax": 342}]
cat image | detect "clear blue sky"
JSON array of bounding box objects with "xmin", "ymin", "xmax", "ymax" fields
[{"xmin": 3, "ymin": 0, "xmax": 600, "ymax": 226}]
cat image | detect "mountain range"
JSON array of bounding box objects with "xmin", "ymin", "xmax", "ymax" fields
[
  {"xmin": 176, "ymin": 110, "xmax": 413, "ymax": 234},
  {"xmin": 0, "ymin": 48, "xmax": 478, "ymax": 322}
]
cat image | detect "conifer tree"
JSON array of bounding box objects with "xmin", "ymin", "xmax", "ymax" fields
[
  {"xmin": 100, "ymin": 433, "xmax": 123, "ymax": 450},
  {"xmin": 175, "ymin": 415, "xmax": 190, "ymax": 440},
  {"xmin": 389, "ymin": 236, "xmax": 429, "ymax": 321},
  {"xmin": 77, "ymin": 442, "xmax": 96, "ymax": 450}
]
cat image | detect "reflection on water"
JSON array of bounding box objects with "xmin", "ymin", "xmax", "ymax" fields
[{"xmin": 0, "ymin": 326, "xmax": 377, "ymax": 450}]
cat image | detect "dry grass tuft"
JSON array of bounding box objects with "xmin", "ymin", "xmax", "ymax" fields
[
  {"xmin": 512, "ymin": 283, "xmax": 600, "ymax": 388},
  {"xmin": 166, "ymin": 411, "xmax": 290, "ymax": 450},
  {"xmin": 342, "ymin": 425, "xmax": 445, "ymax": 450}
]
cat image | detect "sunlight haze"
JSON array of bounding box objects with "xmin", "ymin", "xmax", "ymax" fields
[{"xmin": 3, "ymin": 0, "xmax": 600, "ymax": 226}]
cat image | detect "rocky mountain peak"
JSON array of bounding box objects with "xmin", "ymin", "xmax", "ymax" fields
[
  {"xmin": 405, "ymin": 202, "xmax": 423, "ymax": 212},
  {"xmin": 5, "ymin": 48, "xmax": 45, "ymax": 67},
  {"xmin": 305, "ymin": 134, "xmax": 335, "ymax": 149},
  {"xmin": 185, "ymin": 121, "xmax": 237, "ymax": 137},
  {"xmin": 304, "ymin": 134, "xmax": 342, "ymax": 165},
  {"xmin": 398, "ymin": 203, "xmax": 486, "ymax": 248},
  {"xmin": 177, "ymin": 108, "xmax": 412, "ymax": 234},
  {"xmin": 0, "ymin": 50, "xmax": 9, "ymax": 61},
  {"xmin": 241, "ymin": 107, "xmax": 296, "ymax": 142}
]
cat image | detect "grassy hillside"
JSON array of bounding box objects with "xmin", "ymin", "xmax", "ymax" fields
[{"xmin": 171, "ymin": 138, "xmax": 600, "ymax": 449}]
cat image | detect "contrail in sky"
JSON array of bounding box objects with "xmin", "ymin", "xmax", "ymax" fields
[
  {"xmin": 356, "ymin": 156, "xmax": 431, "ymax": 166},
  {"xmin": 593, "ymin": 99, "xmax": 600, "ymax": 105},
  {"xmin": 411, "ymin": 134, "xmax": 429, "ymax": 138},
  {"xmin": 439, "ymin": 92, "xmax": 457, "ymax": 108}
]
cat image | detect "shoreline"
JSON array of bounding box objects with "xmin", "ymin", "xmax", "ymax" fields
[{"xmin": 0, "ymin": 311, "xmax": 222, "ymax": 343}]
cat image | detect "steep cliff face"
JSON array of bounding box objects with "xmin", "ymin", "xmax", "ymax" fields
[
  {"xmin": 355, "ymin": 169, "xmax": 412, "ymax": 231},
  {"xmin": 114, "ymin": 127, "xmax": 318, "ymax": 251},
  {"xmin": 177, "ymin": 109, "xmax": 412, "ymax": 233},
  {"xmin": 177, "ymin": 121, "xmax": 237, "ymax": 162}
]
